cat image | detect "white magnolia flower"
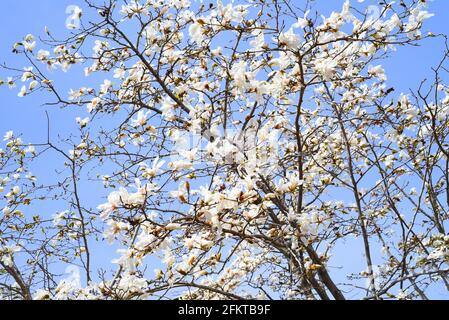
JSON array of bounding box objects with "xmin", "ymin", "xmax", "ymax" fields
[
  {"xmin": 21, "ymin": 68, "xmax": 33, "ymax": 82},
  {"xmin": 24, "ymin": 42, "xmax": 36, "ymax": 52},
  {"xmin": 142, "ymin": 157, "xmax": 165, "ymax": 179},
  {"xmin": 121, "ymin": 1, "xmax": 149, "ymax": 18},
  {"xmin": 168, "ymin": 160, "xmax": 193, "ymax": 171},
  {"xmin": 53, "ymin": 211, "xmax": 68, "ymax": 226},
  {"xmin": 383, "ymin": 154, "xmax": 396, "ymax": 169},
  {"xmin": 29, "ymin": 80, "xmax": 38, "ymax": 91},
  {"xmin": 131, "ymin": 110, "xmax": 149, "ymax": 127},
  {"xmin": 292, "ymin": 10, "xmax": 310, "ymax": 29},
  {"xmin": 71, "ymin": 6, "xmax": 82, "ymax": 19},
  {"xmin": 17, "ymin": 85, "xmax": 27, "ymax": 97},
  {"xmin": 75, "ymin": 117, "xmax": 90, "ymax": 128},
  {"xmin": 189, "ymin": 21, "xmax": 204, "ymax": 44},
  {"xmin": 314, "ymin": 57, "xmax": 338, "ymax": 80},
  {"xmin": 113, "ymin": 67, "xmax": 126, "ymax": 79},
  {"xmin": 179, "ymin": 148, "xmax": 197, "ymax": 162},
  {"xmin": 99, "ymin": 79, "xmax": 112, "ymax": 94},
  {"xmin": 37, "ymin": 49, "xmax": 50, "ymax": 61},
  {"xmin": 87, "ymin": 97, "xmax": 101, "ymax": 113},
  {"xmin": 3, "ymin": 131, "xmax": 14, "ymax": 141},
  {"xmin": 368, "ymin": 65, "xmax": 387, "ymax": 81},
  {"xmin": 278, "ymin": 28, "xmax": 300, "ymax": 49}
]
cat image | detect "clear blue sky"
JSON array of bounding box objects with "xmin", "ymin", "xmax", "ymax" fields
[{"xmin": 1, "ymin": 0, "xmax": 449, "ymax": 298}]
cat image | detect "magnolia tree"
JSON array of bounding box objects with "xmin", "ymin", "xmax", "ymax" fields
[{"xmin": 1, "ymin": 0, "xmax": 449, "ymax": 300}]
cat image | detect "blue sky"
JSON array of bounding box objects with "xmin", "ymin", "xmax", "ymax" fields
[{"xmin": 1, "ymin": 0, "xmax": 449, "ymax": 298}]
